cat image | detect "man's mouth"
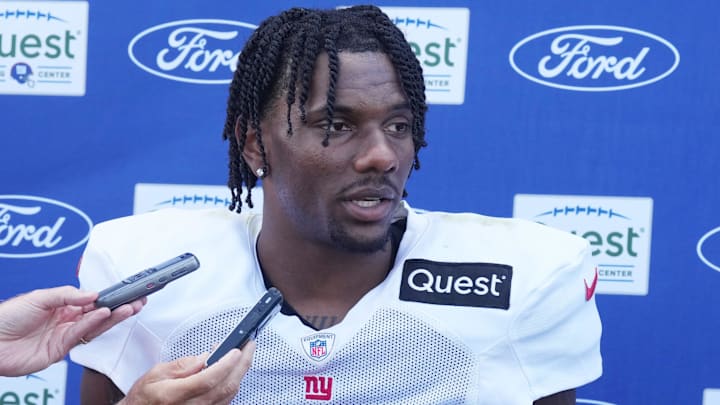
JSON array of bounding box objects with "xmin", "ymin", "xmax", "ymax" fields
[
  {"xmin": 342, "ymin": 193, "xmax": 395, "ymax": 223},
  {"xmin": 352, "ymin": 197, "xmax": 384, "ymax": 208}
]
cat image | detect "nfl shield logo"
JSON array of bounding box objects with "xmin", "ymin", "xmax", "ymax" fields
[
  {"xmin": 310, "ymin": 339, "xmax": 327, "ymax": 359},
  {"xmin": 301, "ymin": 333, "xmax": 336, "ymax": 362}
]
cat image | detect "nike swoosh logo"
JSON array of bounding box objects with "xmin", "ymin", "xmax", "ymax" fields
[{"xmin": 585, "ymin": 267, "xmax": 599, "ymax": 301}]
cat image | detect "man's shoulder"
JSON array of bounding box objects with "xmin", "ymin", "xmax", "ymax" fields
[
  {"xmin": 92, "ymin": 207, "xmax": 251, "ymax": 235},
  {"xmin": 407, "ymin": 208, "xmax": 589, "ymax": 273},
  {"xmin": 417, "ymin": 209, "xmax": 586, "ymax": 248},
  {"xmin": 86, "ymin": 207, "xmax": 260, "ymax": 256}
]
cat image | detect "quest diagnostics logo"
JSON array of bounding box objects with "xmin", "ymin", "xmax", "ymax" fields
[
  {"xmin": 0, "ymin": 1, "xmax": 89, "ymax": 96},
  {"xmin": 380, "ymin": 7, "xmax": 470, "ymax": 104},
  {"xmin": 0, "ymin": 358, "xmax": 67, "ymax": 404},
  {"xmin": 514, "ymin": 194, "xmax": 653, "ymax": 296},
  {"xmin": 509, "ymin": 25, "xmax": 679, "ymax": 91},
  {"xmin": 0, "ymin": 195, "xmax": 92, "ymax": 259},
  {"xmin": 399, "ymin": 259, "xmax": 512, "ymax": 309},
  {"xmin": 128, "ymin": 19, "xmax": 257, "ymax": 84}
]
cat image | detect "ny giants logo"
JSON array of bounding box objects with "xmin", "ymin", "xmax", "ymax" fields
[
  {"xmin": 509, "ymin": 25, "xmax": 679, "ymax": 91},
  {"xmin": 303, "ymin": 376, "xmax": 333, "ymax": 401}
]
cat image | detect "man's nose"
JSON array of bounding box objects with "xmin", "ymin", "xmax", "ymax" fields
[{"xmin": 353, "ymin": 129, "xmax": 399, "ymax": 174}]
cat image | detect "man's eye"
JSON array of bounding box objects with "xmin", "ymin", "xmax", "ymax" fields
[
  {"xmin": 325, "ymin": 121, "xmax": 351, "ymax": 132},
  {"xmin": 387, "ymin": 122, "xmax": 410, "ymax": 134},
  {"xmin": 332, "ymin": 122, "xmax": 348, "ymax": 131}
]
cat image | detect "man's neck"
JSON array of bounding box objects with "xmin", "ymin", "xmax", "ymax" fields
[{"xmin": 255, "ymin": 228, "xmax": 396, "ymax": 329}]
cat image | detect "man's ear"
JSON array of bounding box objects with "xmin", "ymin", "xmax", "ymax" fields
[{"xmin": 237, "ymin": 119, "xmax": 264, "ymax": 170}]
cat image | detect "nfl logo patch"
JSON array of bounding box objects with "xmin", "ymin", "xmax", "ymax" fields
[
  {"xmin": 301, "ymin": 333, "xmax": 336, "ymax": 362},
  {"xmin": 310, "ymin": 339, "xmax": 327, "ymax": 358}
]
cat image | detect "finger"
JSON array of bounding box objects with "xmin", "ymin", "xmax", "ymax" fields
[
  {"xmin": 197, "ymin": 343, "xmax": 255, "ymax": 402},
  {"xmin": 81, "ymin": 296, "xmax": 145, "ymax": 314},
  {"xmin": 27, "ymin": 286, "xmax": 98, "ymax": 309},
  {"xmin": 81, "ymin": 302, "xmax": 97, "ymax": 313},
  {"xmin": 147, "ymin": 354, "xmax": 207, "ymax": 381},
  {"xmin": 161, "ymin": 349, "xmax": 245, "ymax": 402},
  {"xmin": 123, "ymin": 354, "xmax": 208, "ymax": 403},
  {"xmin": 127, "ymin": 297, "xmax": 147, "ymax": 314},
  {"xmin": 81, "ymin": 296, "xmax": 147, "ymax": 340},
  {"xmin": 225, "ymin": 340, "xmax": 256, "ymax": 382},
  {"xmin": 61, "ymin": 307, "xmax": 111, "ymax": 351},
  {"xmin": 82, "ymin": 303, "xmax": 137, "ymax": 341},
  {"xmin": 54, "ymin": 304, "xmax": 89, "ymax": 324},
  {"xmin": 214, "ymin": 343, "xmax": 256, "ymax": 402}
]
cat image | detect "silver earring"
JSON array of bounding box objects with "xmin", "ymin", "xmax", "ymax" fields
[{"xmin": 255, "ymin": 167, "xmax": 267, "ymax": 178}]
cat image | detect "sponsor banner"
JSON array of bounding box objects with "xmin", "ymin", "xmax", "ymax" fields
[
  {"xmin": 577, "ymin": 400, "xmax": 617, "ymax": 405},
  {"xmin": 509, "ymin": 25, "xmax": 679, "ymax": 91},
  {"xmin": 128, "ymin": 19, "xmax": 257, "ymax": 84},
  {"xmin": 705, "ymin": 389, "xmax": 720, "ymax": 405},
  {"xmin": 399, "ymin": 259, "xmax": 512, "ymax": 309},
  {"xmin": 0, "ymin": 1, "xmax": 89, "ymax": 96},
  {"xmin": 133, "ymin": 183, "xmax": 263, "ymax": 214},
  {"xmin": 0, "ymin": 360, "xmax": 66, "ymax": 404},
  {"xmin": 380, "ymin": 7, "xmax": 470, "ymax": 104},
  {"xmin": 128, "ymin": 9, "xmax": 469, "ymax": 102},
  {"xmin": 513, "ymin": 194, "xmax": 653, "ymax": 296},
  {"xmin": 0, "ymin": 195, "xmax": 92, "ymax": 259},
  {"xmin": 697, "ymin": 226, "xmax": 720, "ymax": 273}
]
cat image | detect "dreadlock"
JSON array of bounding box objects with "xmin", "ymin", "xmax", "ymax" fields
[{"xmin": 222, "ymin": 5, "xmax": 428, "ymax": 213}]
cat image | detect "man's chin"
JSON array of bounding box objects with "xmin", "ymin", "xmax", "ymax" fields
[{"xmin": 330, "ymin": 231, "xmax": 390, "ymax": 254}]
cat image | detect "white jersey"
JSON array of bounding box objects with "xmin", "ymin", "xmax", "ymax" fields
[{"xmin": 70, "ymin": 204, "xmax": 602, "ymax": 404}]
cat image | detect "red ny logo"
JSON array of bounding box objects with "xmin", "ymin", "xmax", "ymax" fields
[{"xmin": 303, "ymin": 375, "xmax": 333, "ymax": 401}]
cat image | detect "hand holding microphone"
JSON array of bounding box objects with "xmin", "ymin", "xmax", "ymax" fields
[{"xmin": 0, "ymin": 285, "xmax": 145, "ymax": 377}]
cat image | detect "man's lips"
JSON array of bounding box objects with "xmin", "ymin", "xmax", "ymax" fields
[
  {"xmin": 341, "ymin": 187, "xmax": 397, "ymax": 222},
  {"xmin": 350, "ymin": 198, "xmax": 384, "ymax": 208},
  {"xmin": 344, "ymin": 187, "xmax": 396, "ymax": 203},
  {"xmin": 342, "ymin": 198, "xmax": 394, "ymax": 222}
]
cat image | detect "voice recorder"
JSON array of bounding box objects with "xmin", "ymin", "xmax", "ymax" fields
[
  {"xmin": 205, "ymin": 287, "xmax": 284, "ymax": 367},
  {"xmin": 95, "ymin": 252, "xmax": 200, "ymax": 310}
]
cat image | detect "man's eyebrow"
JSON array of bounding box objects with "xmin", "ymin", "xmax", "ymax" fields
[
  {"xmin": 328, "ymin": 102, "xmax": 412, "ymax": 114},
  {"xmin": 302, "ymin": 102, "xmax": 412, "ymax": 120}
]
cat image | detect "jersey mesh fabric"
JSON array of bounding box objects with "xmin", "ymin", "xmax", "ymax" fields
[{"xmin": 160, "ymin": 305, "xmax": 476, "ymax": 404}]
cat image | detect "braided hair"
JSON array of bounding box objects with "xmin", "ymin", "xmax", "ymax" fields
[{"xmin": 222, "ymin": 5, "xmax": 428, "ymax": 212}]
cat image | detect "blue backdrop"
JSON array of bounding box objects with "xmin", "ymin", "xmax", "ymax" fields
[{"xmin": 2, "ymin": 1, "xmax": 719, "ymax": 404}]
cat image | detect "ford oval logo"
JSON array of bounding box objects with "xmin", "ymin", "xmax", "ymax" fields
[
  {"xmin": 128, "ymin": 19, "xmax": 257, "ymax": 84},
  {"xmin": 509, "ymin": 25, "xmax": 680, "ymax": 91},
  {"xmin": 697, "ymin": 226, "xmax": 720, "ymax": 273},
  {"xmin": 0, "ymin": 195, "xmax": 93, "ymax": 259}
]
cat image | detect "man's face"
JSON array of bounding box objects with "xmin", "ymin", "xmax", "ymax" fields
[{"xmin": 258, "ymin": 51, "xmax": 415, "ymax": 253}]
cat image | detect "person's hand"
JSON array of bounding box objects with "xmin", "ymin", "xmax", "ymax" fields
[
  {"xmin": 0, "ymin": 285, "xmax": 145, "ymax": 377},
  {"xmin": 120, "ymin": 342, "xmax": 256, "ymax": 405}
]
